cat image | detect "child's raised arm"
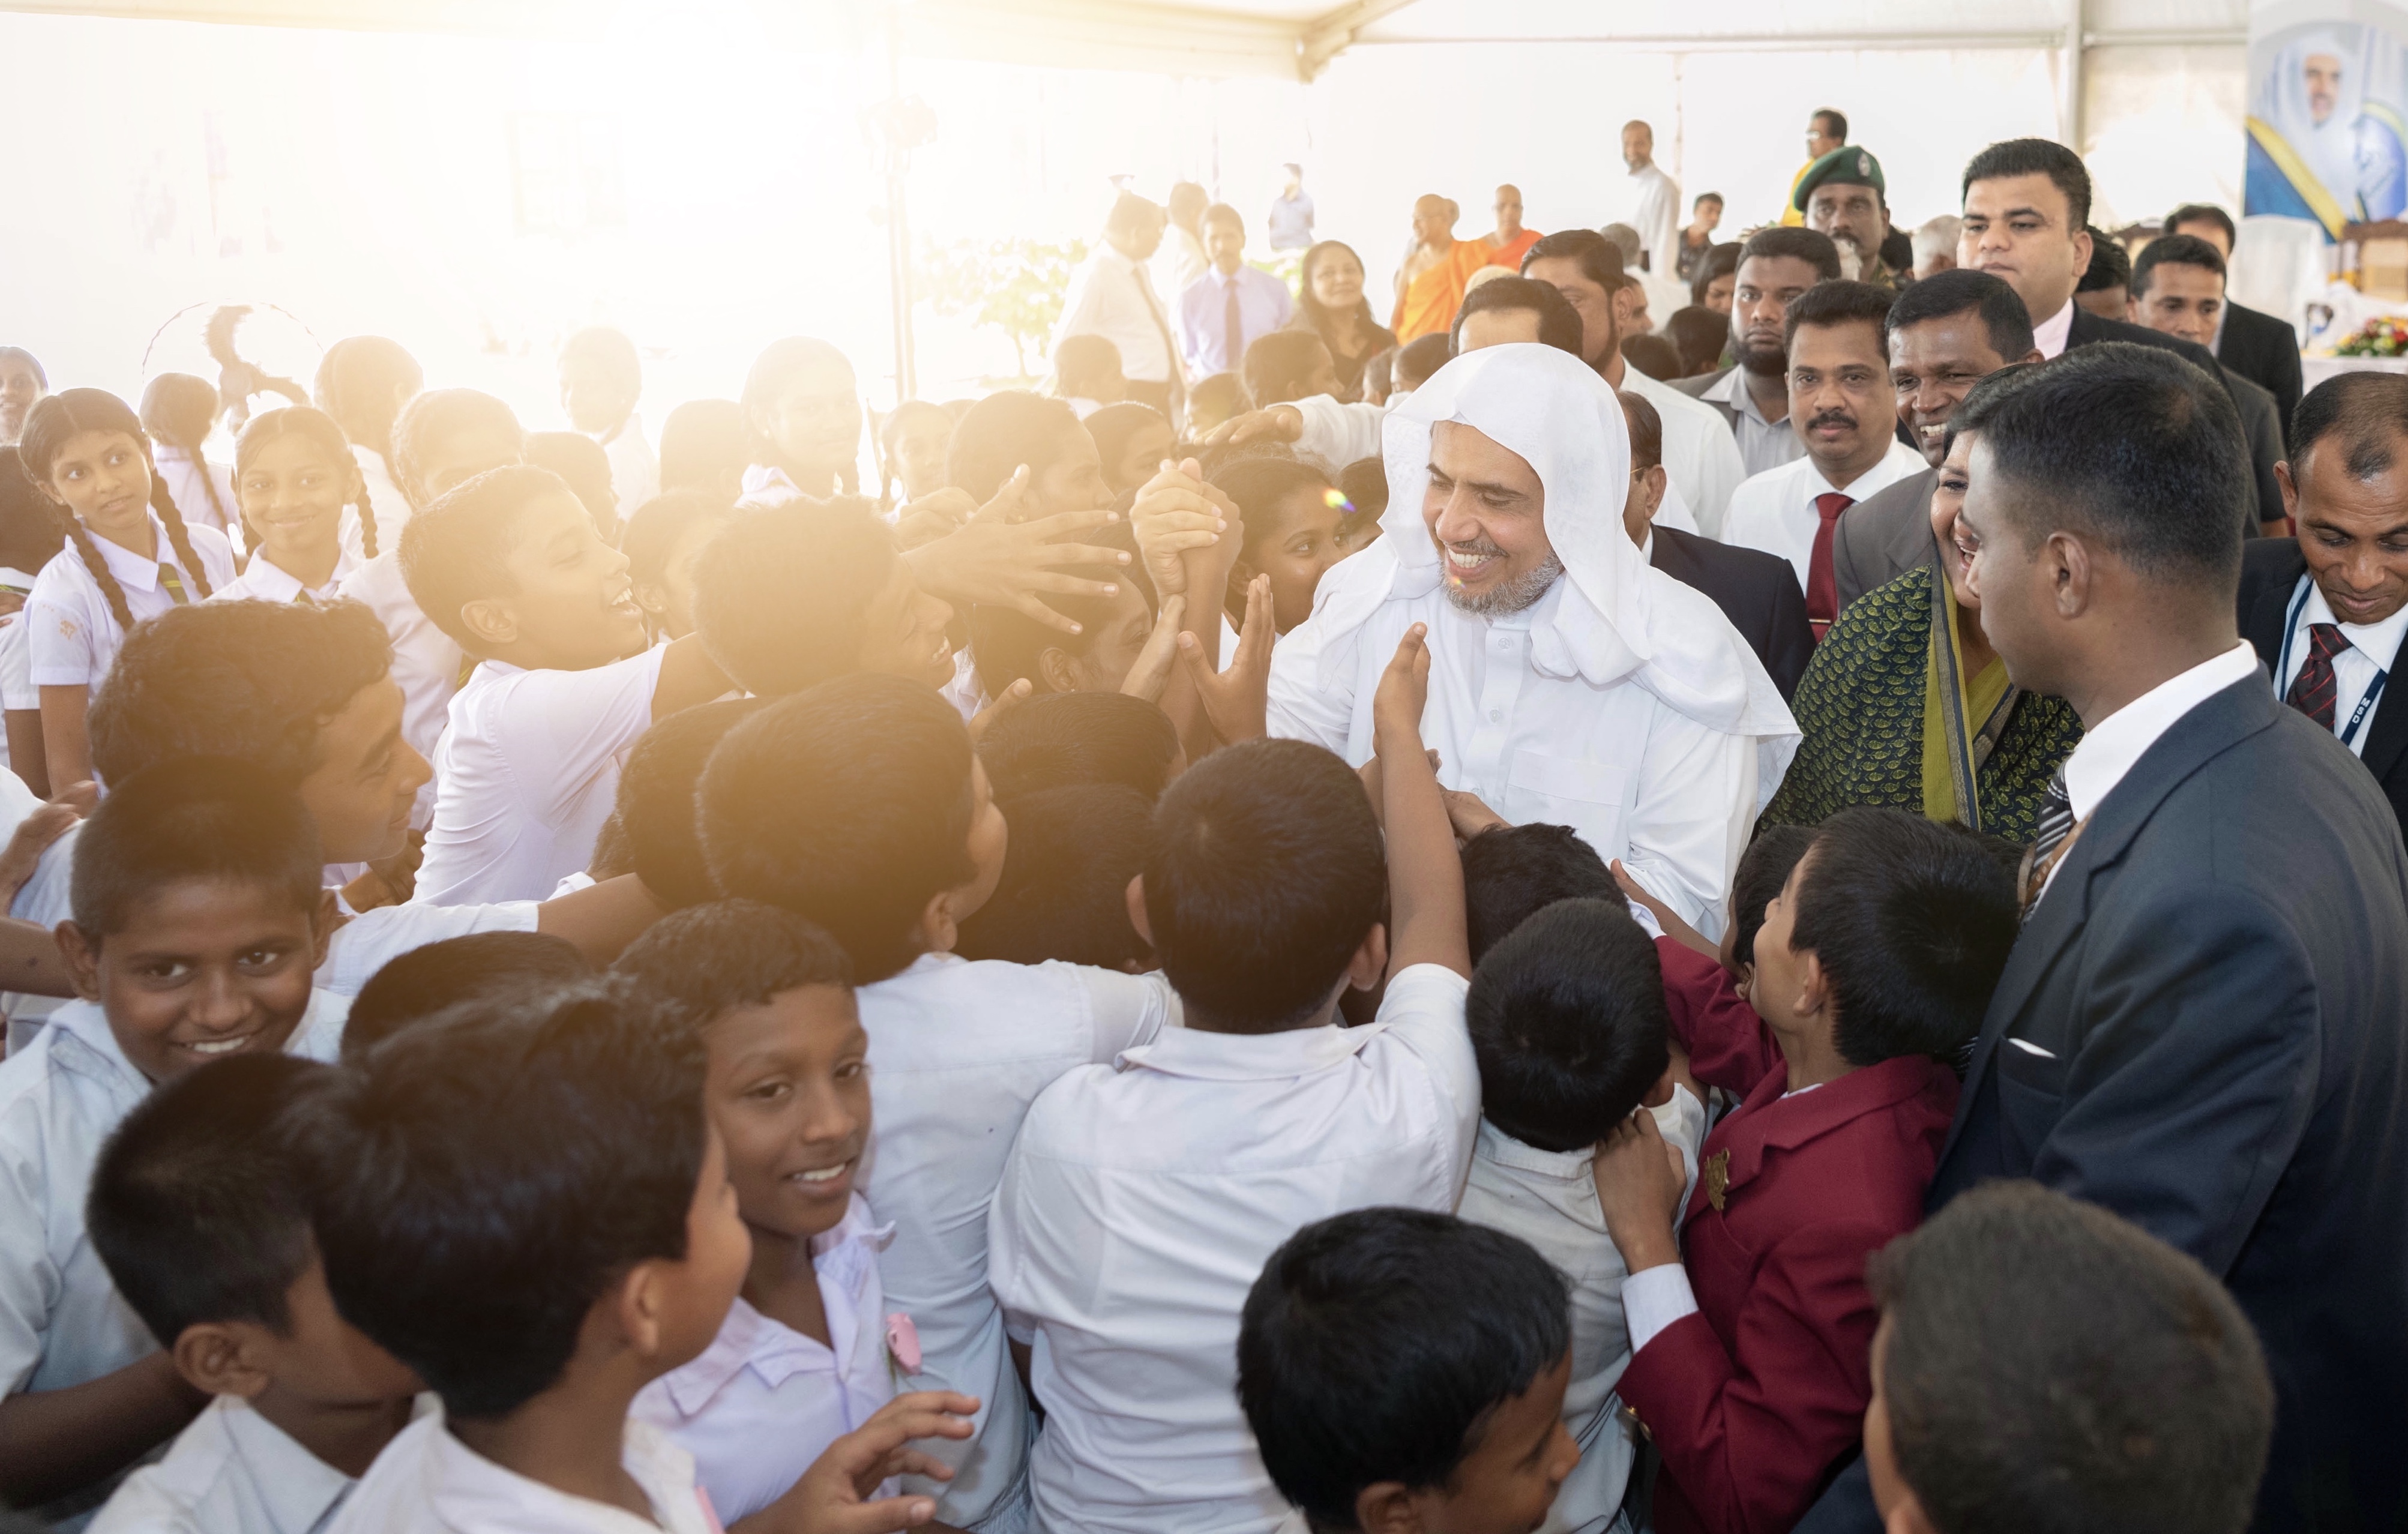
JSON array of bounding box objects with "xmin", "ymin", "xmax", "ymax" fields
[{"xmin": 1373, "ymin": 625, "xmax": 1469, "ymax": 981}]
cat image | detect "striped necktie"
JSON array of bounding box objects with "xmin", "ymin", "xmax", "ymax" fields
[
  {"xmin": 2284, "ymin": 622, "xmax": 2350, "ymax": 730},
  {"xmin": 157, "ymin": 564, "xmax": 190, "ymax": 606},
  {"xmin": 2016, "ymin": 768, "xmax": 2080, "ymax": 916}
]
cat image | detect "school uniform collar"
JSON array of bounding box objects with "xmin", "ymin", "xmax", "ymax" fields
[
  {"xmin": 1116, "ymin": 1018, "xmax": 1383, "ymax": 1080},
  {"xmin": 418, "ymin": 1416, "xmax": 711, "ymax": 1534},
  {"xmin": 1474, "ymin": 1119, "xmax": 1595, "ymax": 1180},
  {"xmin": 1708, "ymin": 1053, "xmax": 1954, "ymax": 1202},
  {"xmin": 211, "ymin": 1396, "xmax": 360, "ymax": 1534},
  {"xmin": 44, "ymin": 999, "xmax": 152, "ymax": 1102},
  {"xmin": 237, "ymin": 554, "xmax": 353, "ymax": 605},
  {"xmin": 655, "ymin": 1197, "xmax": 892, "ymax": 1415},
  {"xmin": 89, "ymin": 514, "xmax": 179, "ymax": 595}
]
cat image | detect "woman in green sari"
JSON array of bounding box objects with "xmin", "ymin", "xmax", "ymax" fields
[{"xmin": 1763, "ymin": 379, "xmax": 2081, "ymax": 843}]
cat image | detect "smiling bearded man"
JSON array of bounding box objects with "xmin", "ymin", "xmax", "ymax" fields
[{"xmin": 1265, "ymin": 343, "xmax": 1798, "ymax": 931}]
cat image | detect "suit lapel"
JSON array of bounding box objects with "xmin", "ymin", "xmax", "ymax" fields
[
  {"xmin": 2242, "ymin": 543, "xmax": 2306, "ymax": 661},
  {"xmin": 2361, "ymin": 666, "xmax": 2408, "ymax": 784}
]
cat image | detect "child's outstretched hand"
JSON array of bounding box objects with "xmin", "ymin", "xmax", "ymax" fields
[
  {"xmin": 1176, "ymin": 574, "xmax": 1271, "ymax": 746},
  {"xmin": 1612, "ymin": 858, "xmax": 1715, "ymax": 959},
  {"xmin": 763, "ymin": 1389, "xmax": 978, "ymax": 1534},
  {"xmin": 1119, "ymin": 595, "xmax": 1187, "ymax": 705},
  {"xmin": 1127, "ymin": 460, "xmax": 1227, "ymax": 598},
  {"xmin": 1591, "ymin": 1109, "xmax": 1687, "ymax": 1274},
  {"xmin": 1372, "ymin": 624, "xmax": 1431, "ymax": 748}
]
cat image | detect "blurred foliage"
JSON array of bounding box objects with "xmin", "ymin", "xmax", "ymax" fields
[{"xmin": 920, "ymin": 235, "xmax": 1090, "ymax": 379}]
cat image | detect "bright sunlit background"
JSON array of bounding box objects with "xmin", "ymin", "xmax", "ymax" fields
[{"xmin": 0, "ymin": 0, "xmax": 2249, "ymax": 471}]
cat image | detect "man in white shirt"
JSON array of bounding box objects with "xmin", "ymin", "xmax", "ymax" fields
[
  {"xmin": 1722, "ymin": 280, "xmax": 1924, "ymax": 639},
  {"xmin": 1154, "ymin": 182, "xmax": 1211, "ymax": 313},
  {"xmin": 1055, "ymin": 193, "xmax": 1184, "ymax": 423},
  {"xmin": 1265, "ymin": 344, "xmax": 1797, "ymax": 931},
  {"xmin": 1610, "ymin": 121, "xmax": 1682, "ymax": 283},
  {"xmin": 1176, "ymin": 204, "xmax": 1294, "ymax": 379},
  {"xmin": 1673, "ymin": 227, "xmax": 1843, "ymax": 478}
]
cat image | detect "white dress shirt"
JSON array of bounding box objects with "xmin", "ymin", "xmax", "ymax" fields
[
  {"xmin": 1053, "ymin": 246, "xmax": 1179, "ymax": 386},
  {"xmin": 2032, "ymin": 299, "xmax": 2076, "ymax": 360},
  {"xmin": 1176, "ymin": 266, "xmax": 1296, "ymax": 377},
  {"xmin": 1613, "ymin": 165, "xmax": 1683, "ymax": 281},
  {"xmin": 1457, "ymin": 1088, "xmax": 1706, "ymax": 1534},
  {"xmin": 334, "ymin": 552, "xmax": 460, "ymax": 829},
  {"xmin": 633, "ymin": 1196, "xmax": 895, "ymax": 1523},
  {"xmin": 0, "ymin": 993, "xmax": 346, "ymax": 1401},
  {"xmin": 856, "ymin": 953, "xmax": 1178, "ymax": 1530},
  {"xmin": 325, "ymin": 1415, "xmax": 713, "ymax": 1534},
  {"xmin": 1619, "ymin": 367, "xmax": 1747, "ymax": 540},
  {"xmin": 151, "ymin": 447, "xmax": 237, "ymax": 540},
  {"xmin": 414, "ymin": 646, "xmax": 669, "ymax": 906},
  {"xmin": 1699, "ymin": 368, "xmax": 1810, "ymax": 480},
  {"xmin": 1720, "ymin": 439, "xmax": 1926, "ymax": 597},
  {"xmin": 0, "ymin": 565, "xmax": 41, "ymax": 737},
  {"xmin": 2274, "ymin": 575, "xmax": 2408, "ymax": 757},
  {"xmin": 211, "ymin": 550, "xmax": 358, "ymax": 606},
  {"xmin": 315, "ymin": 900, "xmax": 543, "ymax": 997},
  {"xmin": 596, "ymin": 414, "xmax": 660, "ymax": 519},
  {"xmin": 988, "ymin": 963, "xmax": 1479, "ymax": 1534},
  {"xmin": 91, "ymin": 1394, "xmax": 432, "ymax": 1534},
  {"xmin": 1269, "ymin": 577, "xmax": 1763, "ymax": 929},
  {"xmin": 339, "ymin": 450, "xmax": 413, "ymax": 567},
  {"xmin": 26, "ymin": 519, "xmax": 239, "ymax": 690}
]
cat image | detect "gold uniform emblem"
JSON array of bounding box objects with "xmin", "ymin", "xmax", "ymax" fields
[{"xmin": 1703, "ymin": 1149, "xmax": 1731, "ymax": 1212}]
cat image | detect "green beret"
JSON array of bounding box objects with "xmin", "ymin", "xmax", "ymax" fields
[{"xmin": 1793, "ymin": 146, "xmax": 1886, "ymax": 212}]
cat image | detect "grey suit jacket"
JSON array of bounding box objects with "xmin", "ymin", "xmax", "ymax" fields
[{"xmin": 1829, "ymin": 466, "xmax": 1939, "ymax": 613}]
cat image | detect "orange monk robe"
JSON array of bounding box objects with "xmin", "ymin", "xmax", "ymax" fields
[
  {"xmin": 1487, "ymin": 226, "xmax": 1543, "ymax": 270},
  {"xmin": 1391, "ymin": 239, "xmax": 1510, "ymax": 342}
]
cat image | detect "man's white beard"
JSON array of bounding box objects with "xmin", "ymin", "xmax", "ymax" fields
[{"xmin": 1445, "ymin": 551, "xmax": 1565, "ymax": 617}]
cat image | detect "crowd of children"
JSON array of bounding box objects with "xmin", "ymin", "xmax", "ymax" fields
[{"xmin": 0, "ymin": 326, "xmax": 2280, "ymax": 1534}]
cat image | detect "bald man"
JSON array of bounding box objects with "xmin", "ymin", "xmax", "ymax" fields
[
  {"xmin": 1392, "ymin": 195, "xmax": 1499, "ymax": 343},
  {"xmin": 1484, "ymin": 184, "xmax": 1542, "ymax": 269}
]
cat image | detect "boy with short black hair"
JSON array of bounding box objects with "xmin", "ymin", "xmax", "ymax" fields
[
  {"xmin": 1457, "ymin": 898, "xmax": 1706, "ymax": 1532},
  {"xmin": 1459, "ymin": 820, "xmax": 1624, "ymax": 963},
  {"xmin": 699, "ymin": 674, "xmax": 1178, "ymax": 1530},
  {"xmin": 1864, "ymin": 1182, "xmax": 2274, "ymax": 1534},
  {"xmin": 1593, "ymin": 807, "xmax": 2018, "ymax": 1534},
  {"xmin": 342, "ymin": 931, "xmax": 592, "ymax": 1062},
  {"xmin": 975, "ymin": 689, "xmax": 1184, "ymax": 801},
  {"xmin": 400, "ymin": 464, "xmax": 732, "ymax": 904},
  {"xmin": 989, "ymin": 629, "xmax": 1482, "ymax": 1534},
  {"xmin": 87, "ymin": 1053, "xmax": 421, "ymax": 1534},
  {"xmin": 954, "ymin": 783, "xmax": 1155, "ymax": 970},
  {"xmin": 0, "ymin": 761, "xmax": 345, "ymax": 1514},
  {"xmin": 1237, "ymin": 1208, "xmax": 1579, "ymax": 1534},
  {"xmin": 688, "ymin": 500, "xmax": 956, "ymax": 699}
]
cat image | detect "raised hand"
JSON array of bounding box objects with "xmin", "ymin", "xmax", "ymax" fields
[
  {"xmin": 1176, "ymin": 574, "xmax": 1272, "ymax": 746},
  {"xmin": 1119, "ymin": 595, "xmax": 1187, "ymax": 704},
  {"xmin": 1200, "ymin": 405, "xmax": 1304, "ymax": 448},
  {"xmin": 753, "ymin": 1390, "xmax": 979, "ymax": 1534}
]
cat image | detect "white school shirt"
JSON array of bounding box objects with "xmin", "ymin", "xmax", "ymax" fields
[
  {"xmin": 325, "ymin": 1415, "xmax": 714, "ymax": 1534},
  {"xmin": 1457, "ymin": 1089, "xmax": 1706, "ymax": 1534},
  {"xmin": 987, "ymin": 963, "xmax": 1479, "ymax": 1534},
  {"xmin": 1267, "ymin": 577, "xmax": 1762, "ymax": 930},
  {"xmin": 2274, "ymin": 575, "xmax": 2408, "ymax": 758},
  {"xmin": 26, "ymin": 519, "xmax": 239, "ymax": 690},
  {"xmin": 0, "ymin": 993, "xmax": 347, "ymax": 1401},
  {"xmin": 0, "ymin": 564, "xmax": 42, "ymax": 771},
  {"xmin": 595, "ymin": 415, "xmax": 661, "ymax": 517},
  {"xmin": 334, "ymin": 552, "xmax": 462, "ymax": 828},
  {"xmin": 1720, "ymin": 439, "xmax": 1925, "ymax": 599},
  {"xmin": 856, "ymin": 952, "xmax": 1179, "ymax": 1529},
  {"xmin": 313, "ymin": 899, "xmax": 543, "ymax": 997},
  {"xmin": 152, "ymin": 448, "xmax": 236, "ymax": 539},
  {"xmin": 89, "ymin": 1394, "xmax": 437, "ymax": 1534},
  {"xmin": 631, "ymin": 1196, "xmax": 896, "ymax": 1523},
  {"xmin": 337, "ymin": 450, "xmax": 412, "ymax": 568},
  {"xmin": 210, "ymin": 549, "xmax": 358, "ymax": 606},
  {"xmin": 1619, "ymin": 366, "xmax": 1747, "ymax": 541},
  {"xmin": 413, "ymin": 645, "xmax": 669, "ymax": 906},
  {"xmin": 1053, "ymin": 246, "xmax": 1178, "ymax": 387}
]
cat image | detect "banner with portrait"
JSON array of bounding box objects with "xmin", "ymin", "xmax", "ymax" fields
[{"xmin": 2248, "ymin": 0, "xmax": 2408, "ymax": 239}]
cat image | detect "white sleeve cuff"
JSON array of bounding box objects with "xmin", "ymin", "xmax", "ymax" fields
[{"xmin": 1622, "ymin": 1262, "xmax": 1700, "ymax": 1356}]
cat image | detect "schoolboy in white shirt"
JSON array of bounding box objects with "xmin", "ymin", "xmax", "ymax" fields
[
  {"xmin": 700, "ymin": 676, "xmax": 1178, "ymax": 1533},
  {"xmin": 400, "ymin": 464, "xmax": 731, "ymax": 904},
  {"xmin": 0, "ymin": 762, "xmax": 343, "ymax": 1517},
  {"xmin": 987, "ymin": 628, "xmax": 1481, "ymax": 1534}
]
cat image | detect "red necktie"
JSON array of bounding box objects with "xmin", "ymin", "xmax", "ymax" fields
[
  {"xmin": 1805, "ymin": 491, "xmax": 1853, "ymax": 640},
  {"xmin": 2286, "ymin": 622, "xmax": 2351, "ymax": 730}
]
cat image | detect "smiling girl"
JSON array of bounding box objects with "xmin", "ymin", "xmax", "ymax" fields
[
  {"xmin": 18, "ymin": 389, "xmax": 233, "ymax": 790},
  {"xmin": 215, "ymin": 407, "xmax": 375, "ymax": 605}
]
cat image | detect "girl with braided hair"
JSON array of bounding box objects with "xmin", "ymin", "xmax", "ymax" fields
[
  {"xmin": 137, "ymin": 373, "xmax": 238, "ymax": 542},
  {"xmin": 214, "ymin": 406, "xmax": 374, "ymax": 604},
  {"xmin": 17, "ymin": 388, "xmax": 235, "ymax": 790}
]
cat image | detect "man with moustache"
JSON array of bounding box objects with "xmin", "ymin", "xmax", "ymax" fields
[
  {"xmin": 1722, "ymin": 281, "xmax": 1925, "ymax": 640},
  {"xmin": 1831, "ymin": 269, "xmax": 2038, "ymax": 610},
  {"xmin": 1674, "ymin": 228, "xmax": 1843, "ymax": 477},
  {"xmin": 1798, "ymin": 146, "xmax": 1904, "ymax": 289}
]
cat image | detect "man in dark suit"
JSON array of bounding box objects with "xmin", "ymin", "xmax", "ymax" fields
[
  {"xmin": 1801, "ymin": 344, "xmax": 2408, "ymax": 1534},
  {"xmin": 2238, "ymin": 371, "xmax": 2408, "ymax": 841},
  {"xmin": 2129, "ymin": 235, "xmax": 2290, "ymax": 532},
  {"xmin": 1832, "ymin": 268, "xmax": 2039, "ymax": 610},
  {"xmin": 1617, "ymin": 390, "xmax": 1813, "ymax": 697},
  {"xmin": 2171, "ymin": 201, "xmax": 2306, "ymax": 438}
]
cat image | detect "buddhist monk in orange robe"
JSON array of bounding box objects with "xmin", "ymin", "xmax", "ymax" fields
[
  {"xmin": 1484, "ymin": 183, "xmax": 1543, "ymax": 269},
  {"xmin": 1392, "ymin": 195, "xmax": 1505, "ymax": 342}
]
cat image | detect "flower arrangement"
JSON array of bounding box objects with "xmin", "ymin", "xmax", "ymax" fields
[{"xmin": 2336, "ymin": 316, "xmax": 2408, "ymax": 356}]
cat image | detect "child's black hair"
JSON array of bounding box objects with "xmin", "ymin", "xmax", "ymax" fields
[
  {"xmin": 1210, "ymin": 456, "xmax": 1340, "ymax": 564},
  {"xmin": 234, "ymin": 405, "xmax": 379, "ymax": 559},
  {"xmin": 1335, "ymin": 456, "xmax": 1387, "ymax": 529},
  {"xmin": 1870, "ymin": 1181, "xmax": 2272, "ymax": 1534},
  {"xmin": 312, "ymin": 336, "xmax": 423, "ymax": 460},
  {"xmin": 1082, "ymin": 402, "xmax": 1171, "ymax": 488},
  {"xmin": 946, "ymin": 391, "xmax": 1087, "ymax": 502},
  {"xmin": 0, "ymin": 447, "xmax": 67, "ymax": 575},
  {"xmin": 342, "ymin": 931, "xmax": 595, "ymax": 1063},
  {"xmin": 139, "ymin": 373, "xmax": 234, "ymax": 536},
  {"xmin": 70, "ymin": 758, "xmax": 322, "ymax": 942},
  {"xmin": 1732, "ymin": 822, "xmax": 1817, "ymax": 969},
  {"xmin": 1787, "ymin": 807, "xmax": 2019, "ymax": 1067},
  {"xmin": 88, "ymin": 598, "xmax": 393, "ymax": 789},
  {"xmin": 613, "ymin": 898, "xmax": 853, "ymax": 1037},
  {"xmin": 388, "ymin": 388, "xmax": 525, "ymax": 513},
  {"xmin": 1466, "ymin": 898, "xmax": 1670, "ymax": 1152},
  {"xmin": 18, "ymin": 388, "xmax": 219, "ymax": 631},
  {"xmin": 1238, "ymin": 1208, "xmax": 1571, "ymax": 1533},
  {"xmin": 397, "ymin": 464, "xmax": 578, "ymax": 654},
  {"xmin": 976, "ymin": 690, "xmax": 1182, "ymax": 801},
  {"xmin": 1145, "ymin": 738, "xmax": 1385, "ymax": 1033},
  {"xmin": 956, "ymin": 783, "xmax": 1154, "ymax": 970},
  {"xmin": 612, "ymin": 697, "xmax": 766, "ymax": 907},
  {"xmin": 622, "ymin": 491, "xmax": 733, "ymax": 595},
  {"xmin": 688, "ymin": 499, "xmax": 898, "ymax": 697},
  {"xmin": 526, "ymin": 430, "xmax": 618, "ymax": 537},
  {"xmin": 1458, "ymin": 822, "xmax": 1618, "ymax": 963},
  {"xmin": 658, "ymin": 399, "xmax": 748, "ymax": 495},
  {"xmin": 700, "ymin": 674, "xmax": 977, "ymax": 984},
  {"xmin": 86, "ymin": 1052, "xmax": 327, "ymax": 1349},
  {"xmin": 290, "ymin": 978, "xmax": 708, "ymax": 1421},
  {"xmin": 966, "ymin": 520, "xmax": 1145, "ymax": 700}
]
